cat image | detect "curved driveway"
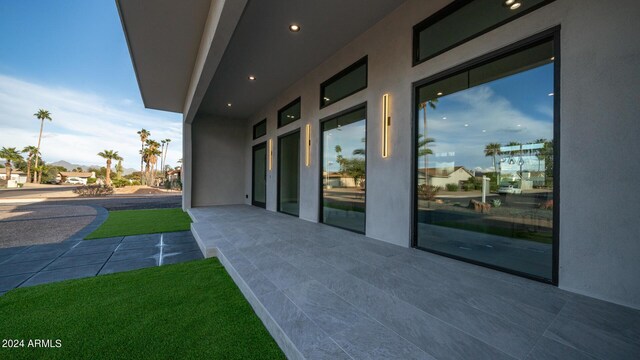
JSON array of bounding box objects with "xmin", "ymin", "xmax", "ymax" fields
[{"xmin": 0, "ymin": 204, "xmax": 99, "ymax": 248}]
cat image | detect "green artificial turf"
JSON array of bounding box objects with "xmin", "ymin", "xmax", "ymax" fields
[
  {"xmin": 0, "ymin": 259, "xmax": 284, "ymax": 360},
  {"xmin": 85, "ymin": 208, "xmax": 192, "ymax": 239}
]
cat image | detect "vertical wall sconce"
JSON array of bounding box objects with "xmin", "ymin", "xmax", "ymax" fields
[
  {"xmin": 268, "ymin": 138, "xmax": 273, "ymax": 171},
  {"xmin": 382, "ymin": 93, "xmax": 391, "ymax": 158},
  {"xmin": 305, "ymin": 124, "xmax": 311, "ymax": 167}
]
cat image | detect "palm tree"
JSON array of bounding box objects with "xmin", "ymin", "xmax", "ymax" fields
[
  {"xmin": 162, "ymin": 138, "xmax": 171, "ymax": 176},
  {"xmin": 418, "ymin": 99, "xmax": 438, "ymax": 186},
  {"xmin": 33, "ymin": 109, "xmax": 52, "ymax": 183},
  {"xmin": 21, "ymin": 145, "xmax": 39, "ymax": 185},
  {"xmin": 417, "ymin": 134, "xmax": 435, "ymax": 157},
  {"xmin": 97, "ymin": 150, "xmax": 123, "ymax": 186},
  {"xmin": 0, "ymin": 147, "xmax": 23, "ymax": 181},
  {"xmin": 484, "ymin": 143, "xmax": 502, "ymax": 186},
  {"xmin": 142, "ymin": 140, "xmax": 161, "ymax": 185},
  {"xmin": 160, "ymin": 140, "xmax": 166, "ymax": 175},
  {"xmin": 33, "ymin": 162, "xmax": 50, "ymax": 184},
  {"xmin": 137, "ymin": 129, "xmax": 150, "ymax": 184}
]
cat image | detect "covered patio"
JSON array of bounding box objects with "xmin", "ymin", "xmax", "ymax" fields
[{"xmin": 189, "ymin": 205, "xmax": 639, "ymax": 360}]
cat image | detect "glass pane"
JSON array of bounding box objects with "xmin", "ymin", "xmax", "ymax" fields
[
  {"xmin": 253, "ymin": 145, "xmax": 266, "ymax": 206},
  {"xmin": 278, "ymin": 98, "xmax": 301, "ymax": 127},
  {"xmin": 253, "ymin": 120, "xmax": 266, "ymax": 139},
  {"xmin": 322, "ymin": 107, "xmax": 366, "ymax": 233},
  {"xmin": 321, "ymin": 59, "xmax": 367, "ymax": 107},
  {"xmin": 416, "ymin": 40, "xmax": 555, "ymax": 280},
  {"xmin": 416, "ymin": 0, "xmax": 550, "ymax": 62},
  {"xmin": 278, "ymin": 131, "xmax": 300, "ymax": 216}
]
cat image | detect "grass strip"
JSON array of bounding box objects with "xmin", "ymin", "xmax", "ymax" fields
[
  {"xmin": 85, "ymin": 208, "xmax": 192, "ymax": 239},
  {"xmin": 0, "ymin": 259, "xmax": 284, "ymax": 360}
]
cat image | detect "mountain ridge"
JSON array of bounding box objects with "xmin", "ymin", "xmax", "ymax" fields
[{"xmin": 49, "ymin": 160, "xmax": 138, "ymax": 175}]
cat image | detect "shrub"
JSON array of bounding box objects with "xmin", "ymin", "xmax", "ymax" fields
[
  {"xmin": 463, "ymin": 182, "xmax": 475, "ymax": 191},
  {"xmin": 445, "ymin": 183, "xmax": 459, "ymax": 192},
  {"xmin": 73, "ymin": 184, "xmax": 114, "ymax": 197},
  {"xmin": 111, "ymin": 178, "xmax": 129, "ymax": 188},
  {"xmin": 86, "ymin": 178, "xmax": 97, "ymax": 184},
  {"xmin": 417, "ymin": 184, "xmax": 439, "ymax": 200},
  {"xmin": 130, "ymin": 180, "xmax": 141, "ymax": 186},
  {"xmin": 491, "ymin": 199, "xmax": 502, "ymax": 208}
]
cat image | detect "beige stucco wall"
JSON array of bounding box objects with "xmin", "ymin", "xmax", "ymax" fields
[{"xmin": 188, "ymin": 0, "xmax": 640, "ymax": 309}]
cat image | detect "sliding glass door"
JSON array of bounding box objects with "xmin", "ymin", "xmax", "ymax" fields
[
  {"xmin": 321, "ymin": 106, "xmax": 366, "ymax": 233},
  {"xmin": 252, "ymin": 142, "xmax": 266, "ymax": 208},
  {"xmin": 278, "ymin": 130, "xmax": 300, "ymax": 216}
]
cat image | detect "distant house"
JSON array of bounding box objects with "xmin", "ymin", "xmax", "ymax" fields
[
  {"xmin": 166, "ymin": 167, "xmax": 181, "ymax": 182},
  {"xmin": 57, "ymin": 171, "xmax": 96, "ymax": 185},
  {"xmin": 417, "ymin": 166, "xmax": 474, "ymax": 188},
  {"xmin": 0, "ymin": 170, "xmax": 28, "ymax": 184}
]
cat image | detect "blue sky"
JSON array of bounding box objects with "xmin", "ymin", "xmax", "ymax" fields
[
  {"xmin": 418, "ymin": 64, "xmax": 554, "ymax": 172},
  {"xmin": 0, "ymin": 0, "xmax": 182, "ymax": 169}
]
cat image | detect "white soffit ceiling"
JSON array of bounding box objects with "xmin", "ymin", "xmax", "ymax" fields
[
  {"xmin": 198, "ymin": 0, "xmax": 407, "ymax": 119},
  {"xmin": 117, "ymin": 0, "xmax": 212, "ymax": 113}
]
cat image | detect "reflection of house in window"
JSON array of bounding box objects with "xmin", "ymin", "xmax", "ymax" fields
[{"xmin": 417, "ymin": 166, "xmax": 473, "ymax": 188}]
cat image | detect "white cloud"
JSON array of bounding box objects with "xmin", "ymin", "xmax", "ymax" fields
[
  {"xmin": 419, "ymin": 86, "xmax": 554, "ymax": 169},
  {"xmin": 0, "ymin": 74, "xmax": 182, "ymax": 170}
]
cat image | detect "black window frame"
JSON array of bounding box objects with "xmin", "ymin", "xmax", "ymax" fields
[
  {"xmin": 277, "ymin": 97, "xmax": 301, "ymax": 128},
  {"xmin": 251, "ymin": 141, "xmax": 267, "ymax": 209},
  {"xmin": 412, "ymin": 0, "xmax": 556, "ymax": 66},
  {"xmin": 320, "ymin": 56, "xmax": 368, "ymax": 109},
  {"xmin": 318, "ymin": 102, "xmax": 368, "ymax": 235},
  {"xmin": 277, "ymin": 128, "xmax": 301, "ymax": 217},
  {"xmin": 253, "ymin": 119, "xmax": 267, "ymax": 140},
  {"xmin": 411, "ymin": 27, "xmax": 561, "ymax": 285}
]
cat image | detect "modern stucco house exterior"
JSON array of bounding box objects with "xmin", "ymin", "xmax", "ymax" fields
[{"xmin": 118, "ymin": 0, "xmax": 640, "ymax": 357}]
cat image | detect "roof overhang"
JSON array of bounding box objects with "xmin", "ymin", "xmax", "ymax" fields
[
  {"xmin": 116, "ymin": 0, "xmax": 244, "ymax": 114},
  {"xmin": 119, "ymin": 0, "xmax": 407, "ymax": 121}
]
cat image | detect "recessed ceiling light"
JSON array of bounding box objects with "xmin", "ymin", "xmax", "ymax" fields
[
  {"xmin": 504, "ymin": 0, "xmax": 516, "ymax": 5},
  {"xmin": 510, "ymin": 2, "xmax": 521, "ymax": 10},
  {"xmin": 437, "ymin": 92, "xmax": 443, "ymax": 96},
  {"xmin": 289, "ymin": 24, "xmax": 300, "ymax": 32},
  {"xmin": 550, "ymin": 56, "xmax": 555, "ymax": 61},
  {"xmin": 227, "ymin": 103, "xmax": 232, "ymax": 107},
  {"xmin": 248, "ymin": 75, "xmax": 256, "ymax": 81},
  {"xmin": 464, "ymin": 124, "xmax": 469, "ymax": 127},
  {"xmin": 517, "ymin": 124, "xmax": 521, "ymax": 127},
  {"xmin": 548, "ymin": 93, "xmax": 554, "ymax": 96},
  {"xmin": 482, "ymin": 129, "xmax": 487, "ymax": 132},
  {"xmin": 442, "ymin": 117, "xmax": 447, "ymax": 120}
]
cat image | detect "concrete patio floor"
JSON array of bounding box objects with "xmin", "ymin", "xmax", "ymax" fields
[
  {"xmin": 0, "ymin": 231, "xmax": 202, "ymax": 295},
  {"xmin": 190, "ymin": 205, "xmax": 639, "ymax": 360}
]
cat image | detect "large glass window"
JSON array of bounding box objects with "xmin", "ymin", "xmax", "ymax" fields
[
  {"xmin": 253, "ymin": 119, "xmax": 266, "ymax": 139},
  {"xmin": 321, "ymin": 106, "xmax": 366, "ymax": 233},
  {"xmin": 415, "ymin": 36, "xmax": 556, "ymax": 281},
  {"xmin": 252, "ymin": 142, "xmax": 267, "ymax": 208},
  {"xmin": 278, "ymin": 98, "xmax": 301, "ymax": 128},
  {"xmin": 414, "ymin": 0, "xmax": 554, "ymax": 64},
  {"xmin": 320, "ymin": 57, "xmax": 367, "ymax": 108},
  {"xmin": 278, "ymin": 131, "xmax": 300, "ymax": 216}
]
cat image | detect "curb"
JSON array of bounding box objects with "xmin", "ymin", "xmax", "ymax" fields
[{"xmin": 65, "ymin": 205, "xmax": 109, "ymax": 241}]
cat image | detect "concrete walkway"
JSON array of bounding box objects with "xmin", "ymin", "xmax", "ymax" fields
[
  {"xmin": 0, "ymin": 231, "xmax": 202, "ymax": 295},
  {"xmin": 191, "ymin": 205, "xmax": 640, "ymax": 360}
]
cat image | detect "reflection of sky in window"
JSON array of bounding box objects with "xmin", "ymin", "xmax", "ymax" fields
[
  {"xmin": 323, "ymin": 121, "xmax": 366, "ymax": 172},
  {"xmin": 418, "ymin": 64, "xmax": 553, "ymax": 172}
]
